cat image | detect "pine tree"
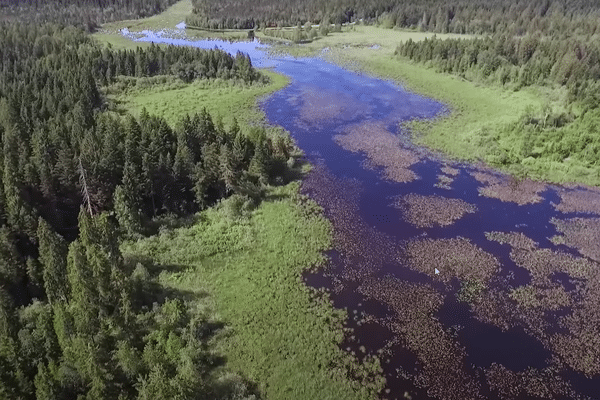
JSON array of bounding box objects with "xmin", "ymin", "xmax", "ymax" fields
[{"xmin": 37, "ymin": 217, "xmax": 69, "ymax": 305}]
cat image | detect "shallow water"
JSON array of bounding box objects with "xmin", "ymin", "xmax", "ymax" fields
[{"xmin": 129, "ymin": 32, "xmax": 600, "ymax": 399}]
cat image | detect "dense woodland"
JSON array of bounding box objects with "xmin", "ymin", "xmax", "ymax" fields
[
  {"xmin": 187, "ymin": 0, "xmax": 600, "ymax": 35},
  {"xmin": 0, "ymin": 0, "xmax": 181, "ymax": 31},
  {"xmin": 0, "ymin": 14, "xmax": 292, "ymax": 400}
]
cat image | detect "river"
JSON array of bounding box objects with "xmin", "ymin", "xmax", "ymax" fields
[{"xmin": 130, "ymin": 31, "xmax": 600, "ymax": 400}]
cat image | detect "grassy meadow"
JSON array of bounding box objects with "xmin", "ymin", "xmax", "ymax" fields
[
  {"xmin": 122, "ymin": 184, "xmax": 384, "ymax": 399},
  {"xmin": 108, "ymin": 70, "xmax": 289, "ymax": 128}
]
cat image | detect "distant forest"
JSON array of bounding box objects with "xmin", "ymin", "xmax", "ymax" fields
[
  {"xmin": 187, "ymin": 0, "xmax": 600, "ymax": 34},
  {"xmin": 0, "ymin": 0, "xmax": 181, "ymax": 31},
  {"xmin": 0, "ymin": 3, "xmax": 292, "ymax": 397}
]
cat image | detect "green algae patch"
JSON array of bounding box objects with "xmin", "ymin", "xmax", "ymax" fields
[{"xmin": 123, "ymin": 183, "xmax": 385, "ymax": 399}]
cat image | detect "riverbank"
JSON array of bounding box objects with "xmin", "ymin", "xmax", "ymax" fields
[
  {"xmin": 279, "ymin": 35, "xmax": 599, "ymax": 186},
  {"xmin": 122, "ymin": 183, "xmax": 385, "ymax": 399}
]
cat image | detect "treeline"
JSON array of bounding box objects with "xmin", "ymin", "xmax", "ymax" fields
[
  {"xmin": 395, "ymin": 34, "xmax": 600, "ymax": 177},
  {"xmin": 396, "ymin": 35, "xmax": 600, "ymax": 107},
  {"xmin": 0, "ymin": 0, "xmax": 181, "ymax": 31},
  {"xmin": 186, "ymin": 0, "xmax": 600, "ymax": 35},
  {"xmin": 0, "ymin": 22, "xmax": 289, "ymax": 399}
]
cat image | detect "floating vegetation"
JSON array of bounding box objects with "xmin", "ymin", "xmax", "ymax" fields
[
  {"xmin": 485, "ymin": 231, "xmax": 538, "ymax": 250},
  {"xmin": 434, "ymin": 173, "xmax": 454, "ymax": 189},
  {"xmin": 509, "ymin": 285, "xmax": 572, "ymax": 310},
  {"xmin": 551, "ymin": 217, "xmax": 600, "ymax": 262},
  {"xmin": 405, "ymin": 237, "xmax": 500, "ymax": 284},
  {"xmin": 394, "ymin": 194, "xmax": 476, "ymax": 228},
  {"xmin": 359, "ymin": 278, "xmax": 483, "ymax": 400},
  {"xmin": 456, "ymin": 279, "xmax": 486, "ymax": 303},
  {"xmin": 297, "ymin": 85, "xmax": 367, "ymax": 127},
  {"xmin": 441, "ymin": 166, "xmax": 460, "ymax": 176},
  {"xmin": 470, "ymin": 169, "xmax": 546, "ymax": 205},
  {"xmin": 301, "ymin": 162, "xmax": 400, "ymax": 280},
  {"xmin": 487, "ymin": 230, "xmax": 600, "ymax": 377},
  {"xmin": 334, "ymin": 122, "xmax": 421, "ymax": 183},
  {"xmin": 485, "ymin": 362, "xmax": 576, "ymax": 399},
  {"xmin": 553, "ymin": 186, "xmax": 600, "ymax": 215},
  {"xmin": 509, "ymin": 245, "xmax": 598, "ymax": 286}
]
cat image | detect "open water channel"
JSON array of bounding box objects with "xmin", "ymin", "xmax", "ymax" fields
[{"xmin": 127, "ymin": 30, "xmax": 600, "ymax": 400}]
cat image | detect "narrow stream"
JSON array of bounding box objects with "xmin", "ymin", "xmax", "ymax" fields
[{"xmin": 128, "ymin": 32, "xmax": 600, "ymax": 400}]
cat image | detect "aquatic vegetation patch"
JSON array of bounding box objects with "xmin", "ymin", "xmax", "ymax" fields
[
  {"xmin": 509, "ymin": 246, "xmax": 598, "ymax": 286},
  {"xmin": 485, "ymin": 362, "xmax": 576, "ymax": 399},
  {"xmin": 551, "ymin": 217, "xmax": 600, "ymax": 262},
  {"xmin": 405, "ymin": 237, "xmax": 500, "ymax": 284},
  {"xmin": 485, "ymin": 231, "xmax": 538, "ymax": 250},
  {"xmin": 509, "ymin": 285, "xmax": 572, "ymax": 311},
  {"xmin": 487, "ymin": 231, "xmax": 600, "ymax": 377},
  {"xmin": 550, "ymin": 304, "xmax": 600, "ymax": 377},
  {"xmin": 470, "ymin": 170, "xmax": 547, "ymax": 205},
  {"xmin": 554, "ymin": 186, "xmax": 600, "ymax": 215},
  {"xmin": 441, "ymin": 166, "xmax": 460, "ymax": 176},
  {"xmin": 434, "ymin": 173, "xmax": 454, "ymax": 189},
  {"xmin": 359, "ymin": 278, "xmax": 483, "ymax": 400},
  {"xmin": 334, "ymin": 122, "xmax": 421, "ymax": 183},
  {"xmin": 394, "ymin": 193, "xmax": 477, "ymax": 228},
  {"xmin": 301, "ymin": 162, "xmax": 400, "ymax": 280},
  {"xmin": 297, "ymin": 85, "xmax": 367, "ymax": 127}
]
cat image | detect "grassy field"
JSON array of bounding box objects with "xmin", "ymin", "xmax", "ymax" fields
[
  {"xmin": 122, "ymin": 184, "xmax": 384, "ymax": 399},
  {"xmin": 108, "ymin": 71, "xmax": 288, "ymax": 129}
]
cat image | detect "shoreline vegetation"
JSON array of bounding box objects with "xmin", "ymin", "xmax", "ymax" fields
[{"xmin": 95, "ymin": 0, "xmax": 599, "ymax": 187}]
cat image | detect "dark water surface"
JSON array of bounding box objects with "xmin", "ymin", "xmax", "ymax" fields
[{"xmin": 130, "ymin": 33, "xmax": 600, "ymax": 400}]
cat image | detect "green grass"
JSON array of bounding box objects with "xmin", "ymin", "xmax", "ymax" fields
[
  {"xmin": 108, "ymin": 70, "xmax": 288, "ymax": 128},
  {"xmin": 122, "ymin": 184, "xmax": 384, "ymax": 399}
]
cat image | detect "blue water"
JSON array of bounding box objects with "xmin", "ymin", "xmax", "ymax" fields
[{"xmin": 128, "ymin": 32, "xmax": 600, "ymax": 400}]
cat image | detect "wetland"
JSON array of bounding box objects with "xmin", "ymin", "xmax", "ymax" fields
[{"xmin": 124, "ymin": 29, "xmax": 600, "ymax": 400}]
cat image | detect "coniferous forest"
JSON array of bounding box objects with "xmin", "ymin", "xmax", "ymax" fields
[
  {"xmin": 0, "ymin": 6, "xmax": 291, "ymax": 398},
  {"xmin": 186, "ymin": 0, "xmax": 600, "ymax": 34},
  {"xmin": 0, "ymin": 0, "xmax": 181, "ymax": 31}
]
